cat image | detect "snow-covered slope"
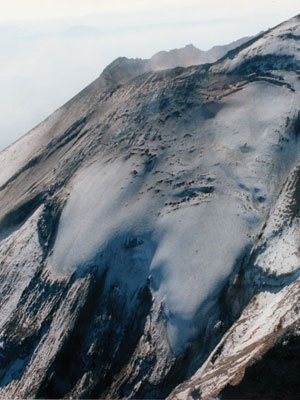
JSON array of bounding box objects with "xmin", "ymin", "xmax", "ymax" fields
[
  {"xmin": 170, "ymin": 160, "xmax": 300, "ymax": 400},
  {"xmin": 0, "ymin": 14, "xmax": 300, "ymax": 400}
]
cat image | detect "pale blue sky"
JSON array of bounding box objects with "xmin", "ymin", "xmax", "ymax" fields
[
  {"xmin": 0, "ymin": 1, "xmax": 299, "ymax": 150},
  {"xmin": 0, "ymin": 0, "xmax": 299, "ymax": 22}
]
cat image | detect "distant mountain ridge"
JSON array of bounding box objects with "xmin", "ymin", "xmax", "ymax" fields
[
  {"xmin": 149, "ymin": 36, "xmax": 255, "ymax": 68},
  {"xmin": 99, "ymin": 36, "xmax": 254, "ymax": 88}
]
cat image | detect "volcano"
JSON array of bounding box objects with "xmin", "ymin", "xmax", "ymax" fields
[{"xmin": 1, "ymin": 14, "xmax": 300, "ymax": 400}]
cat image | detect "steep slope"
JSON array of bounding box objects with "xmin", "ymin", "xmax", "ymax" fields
[{"xmin": 0, "ymin": 14, "xmax": 300, "ymax": 400}]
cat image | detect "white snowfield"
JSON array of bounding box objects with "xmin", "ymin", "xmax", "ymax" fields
[{"xmin": 0, "ymin": 13, "xmax": 300, "ymax": 400}]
